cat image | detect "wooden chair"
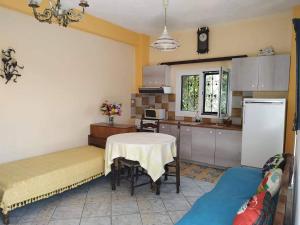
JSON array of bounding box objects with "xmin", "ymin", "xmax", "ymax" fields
[
  {"xmin": 161, "ymin": 121, "xmax": 181, "ymax": 194},
  {"xmin": 140, "ymin": 118, "xmax": 160, "ymax": 133},
  {"xmin": 116, "ymin": 118, "xmax": 160, "ymax": 195}
]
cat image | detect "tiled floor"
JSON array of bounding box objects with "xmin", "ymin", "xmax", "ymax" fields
[{"xmin": 1, "ymin": 175, "xmax": 215, "ymax": 225}]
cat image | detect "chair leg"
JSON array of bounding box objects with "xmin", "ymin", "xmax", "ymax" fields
[
  {"xmin": 155, "ymin": 178, "xmax": 161, "ymax": 195},
  {"xmin": 117, "ymin": 159, "xmax": 121, "ymax": 186},
  {"xmin": 2, "ymin": 212, "xmax": 9, "ymax": 225},
  {"xmin": 136, "ymin": 167, "xmax": 139, "ymax": 182},
  {"xmin": 111, "ymin": 159, "xmax": 116, "ymax": 191},
  {"xmin": 130, "ymin": 166, "xmax": 135, "ymax": 196},
  {"xmin": 176, "ymin": 158, "xmax": 180, "ymax": 193},
  {"xmin": 164, "ymin": 165, "xmax": 169, "ymax": 181}
]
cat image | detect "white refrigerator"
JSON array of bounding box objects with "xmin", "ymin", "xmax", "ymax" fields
[{"xmin": 241, "ymin": 98, "xmax": 286, "ymax": 168}]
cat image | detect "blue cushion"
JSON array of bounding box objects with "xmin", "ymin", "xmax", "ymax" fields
[{"xmin": 176, "ymin": 167, "xmax": 262, "ymax": 225}]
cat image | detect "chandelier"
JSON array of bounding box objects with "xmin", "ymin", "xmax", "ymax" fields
[
  {"xmin": 28, "ymin": 0, "xmax": 89, "ymax": 27},
  {"xmin": 151, "ymin": 0, "xmax": 180, "ymax": 51}
]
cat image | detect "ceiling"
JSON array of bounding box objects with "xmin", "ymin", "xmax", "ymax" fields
[{"xmin": 64, "ymin": 0, "xmax": 300, "ymax": 35}]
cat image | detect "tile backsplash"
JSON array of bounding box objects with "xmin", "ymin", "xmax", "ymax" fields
[
  {"xmin": 131, "ymin": 91, "xmax": 287, "ymax": 125},
  {"xmin": 131, "ymin": 93, "xmax": 176, "ymax": 120}
]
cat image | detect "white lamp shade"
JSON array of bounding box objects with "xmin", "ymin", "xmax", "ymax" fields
[{"xmin": 151, "ymin": 26, "xmax": 180, "ymax": 51}]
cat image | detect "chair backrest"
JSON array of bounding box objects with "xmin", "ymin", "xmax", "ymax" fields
[{"xmin": 140, "ymin": 118, "xmax": 160, "ymax": 133}]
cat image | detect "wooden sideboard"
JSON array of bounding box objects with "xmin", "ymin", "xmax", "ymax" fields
[{"xmin": 88, "ymin": 123, "xmax": 136, "ymax": 148}]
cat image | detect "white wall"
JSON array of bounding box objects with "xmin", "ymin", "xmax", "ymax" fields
[{"xmin": 0, "ymin": 7, "xmax": 135, "ymax": 163}]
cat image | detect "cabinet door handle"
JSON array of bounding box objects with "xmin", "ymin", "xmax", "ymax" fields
[
  {"xmin": 209, "ymin": 131, "xmax": 213, "ymax": 134},
  {"xmin": 251, "ymin": 84, "xmax": 255, "ymax": 88},
  {"xmin": 218, "ymin": 132, "xmax": 222, "ymax": 135},
  {"xmin": 186, "ymin": 128, "xmax": 190, "ymax": 132},
  {"xmin": 162, "ymin": 126, "xmax": 165, "ymax": 129}
]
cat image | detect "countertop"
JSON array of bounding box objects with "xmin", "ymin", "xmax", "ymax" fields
[{"xmin": 160, "ymin": 120, "xmax": 242, "ymax": 131}]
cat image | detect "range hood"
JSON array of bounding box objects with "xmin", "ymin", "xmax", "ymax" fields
[{"xmin": 139, "ymin": 65, "xmax": 172, "ymax": 94}]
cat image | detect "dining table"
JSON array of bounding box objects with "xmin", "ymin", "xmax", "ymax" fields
[{"xmin": 104, "ymin": 132, "xmax": 177, "ymax": 190}]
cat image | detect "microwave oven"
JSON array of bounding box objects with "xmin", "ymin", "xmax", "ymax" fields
[{"xmin": 144, "ymin": 109, "xmax": 166, "ymax": 120}]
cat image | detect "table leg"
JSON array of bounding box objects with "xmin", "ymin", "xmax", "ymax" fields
[
  {"xmin": 155, "ymin": 178, "xmax": 161, "ymax": 195},
  {"xmin": 111, "ymin": 159, "xmax": 116, "ymax": 191}
]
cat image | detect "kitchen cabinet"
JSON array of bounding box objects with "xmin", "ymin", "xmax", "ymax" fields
[
  {"xmin": 191, "ymin": 127, "xmax": 215, "ymax": 165},
  {"xmin": 231, "ymin": 55, "xmax": 290, "ymax": 91},
  {"xmin": 215, "ymin": 129, "xmax": 242, "ymax": 167},
  {"xmin": 231, "ymin": 57, "xmax": 259, "ymax": 91},
  {"xmin": 258, "ymin": 55, "xmax": 290, "ymax": 91},
  {"xmin": 180, "ymin": 126, "xmax": 192, "ymax": 160},
  {"xmin": 159, "ymin": 123, "xmax": 178, "ymax": 137},
  {"xmin": 160, "ymin": 123, "xmax": 242, "ymax": 167}
]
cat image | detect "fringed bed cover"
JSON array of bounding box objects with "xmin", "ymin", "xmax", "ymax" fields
[{"xmin": 0, "ymin": 146, "xmax": 105, "ymax": 214}]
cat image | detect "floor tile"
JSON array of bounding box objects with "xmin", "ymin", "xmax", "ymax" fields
[
  {"xmin": 185, "ymin": 196, "xmax": 200, "ymax": 206},
  {"xmin": 82, "ymin": 202, "xmax": 112, "ymax": 218},
  {"xmin": 58, "ymin": 192, "xmax": 87, "ymax": 206},
  {"xmin": 80, "ymin": 216, "xmax": 111, "ymax": 225},
  {"xmin": 168, "ymin": 210, "xmax": 187, "ymax": 224},
  {"xmin": 112, "ymin": 214, "xmax": 142, "ymax": 225},
  {"xmin": 20, "ymin": 221, "xmax": 49, "ymax": 225},
  {"xmin": 141, "ymin": 212, "xmax": 173, "ymax": 225},
  {"xmin": 112, "ymin": 200, "xmax": 139, "ymax": 216},
  {"xmin": 162, "ymin": 198, "xmax": 190, "ymax": 211},
  {"xmin": 48, "ymin": 219, "xmax": 80, "ymax": 225},
  {"xmin": 52, "ymin": 204, "xmax": 83, "ymax": 220},
  {"xmin": 86, "ymin": 191, "xmax": 111, "ymax": 204},
  {"xmin": 137, "ymin": 198, "xmax": 166, "ymax": 213}
]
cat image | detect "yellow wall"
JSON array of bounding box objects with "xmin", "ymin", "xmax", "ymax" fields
[
  {"xmin": 286, "ymin": 6, "xmax": 300, "ymax": 153},
  {"xmin": 150, "ymin": 11, "xmax": 292, "ymax": 64},
  {"xmin": 0, "ymin": 0, "xmax": 149, "ymax": 92}
]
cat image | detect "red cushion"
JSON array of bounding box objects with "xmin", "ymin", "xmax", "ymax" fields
[{"xmin": 233, "ymin": 191, "xmax": 274, "ymax": 225}]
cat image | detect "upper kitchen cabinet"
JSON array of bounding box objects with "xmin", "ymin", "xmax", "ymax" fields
[
  {"xmin": 258, "ymin": 55, "xmax": 290, "ymax": 91},
  {"xmin": 231, "ymin": 55, "xmax": 290, "ymax": 91},
  {"xmin": 231, "ymin": 57, "xmax": 259, "ymax": 91}
]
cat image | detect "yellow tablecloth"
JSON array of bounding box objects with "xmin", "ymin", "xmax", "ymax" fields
[
  {"xmin": 0, "ymin": 146, "xmax": 104, "ymax": 214},
  {"xmin": 105, "ymin": 132, "xmax": 176, "ymax": 181}
]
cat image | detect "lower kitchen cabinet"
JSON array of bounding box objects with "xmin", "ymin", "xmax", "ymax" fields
[
  {"xmin": 160, "ymin": 123, "xmax": 242, "ymax": 167},
  {"xmin": 180, "ymin": 126, "xmax": 192, "ymax": 160},
  {"xmin": 159, "ymin": 123, "xmax": 178, "ymax": 137},
  {"xmin": 215, "ymin": 129, "xmax": 242, "ymax": 167},
  {"xmin": 191, "ymin": 127, "xmax": 215, "ymax": 165}
]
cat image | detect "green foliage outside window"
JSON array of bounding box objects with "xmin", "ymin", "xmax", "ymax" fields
[{"xmin": 181, "ymin": 75, "xmax": 199, "ymax": 112}]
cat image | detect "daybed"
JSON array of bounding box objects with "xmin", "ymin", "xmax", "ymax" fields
[
  {"xmin": 176, "ymin": 154, "xmax": 293, "ymax": 225},
  {"xmin": 0, "ymin": 145, "xmax": 105, "ymax": 225}
]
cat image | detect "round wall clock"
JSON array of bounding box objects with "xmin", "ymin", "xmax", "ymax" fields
[{"xmin": 197, "ymin": 27, "xmax": 209, "ymax": 54}]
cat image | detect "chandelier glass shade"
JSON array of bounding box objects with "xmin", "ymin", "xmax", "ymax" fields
[
  {"xmin": 28, "ymin": 0, "xmax": 89, "ymax": 27},
  {"xmin": 151, "ymin": 0, "xmax": 180, "ymax": 51}
]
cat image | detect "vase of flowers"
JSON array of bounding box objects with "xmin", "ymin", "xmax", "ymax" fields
[{"xmin": 100, "ymin": 101, "xmax": 122, "ymax": 125}]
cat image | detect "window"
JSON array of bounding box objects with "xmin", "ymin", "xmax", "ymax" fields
[
  {"xmin": 203, "ymin": 71, "xmax": 220, "ymax": 115},
  {"xmin": 180, "ymin": 75, "xmax": 200, "ymax": 111},
  {"xmin": 176, "ymin": 68, "xmax": 230, "ymax": 118}
]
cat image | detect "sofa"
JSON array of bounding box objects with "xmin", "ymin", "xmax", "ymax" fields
[
  {"xmin": 176, "ymin": 153, "xmax": 293, "ymax": 225},
  {"xmin": 176, "ymin": 167, "xmax": 264, "ymax": 225}
]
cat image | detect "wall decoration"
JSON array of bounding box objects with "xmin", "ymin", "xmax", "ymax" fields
[
  {"xmin": 197, "ymin": 27, "xmax": 209, "ymax": 54},
  {"xmin": 0, "ymin": 48, "xmax": 24, "ymax": 84}
]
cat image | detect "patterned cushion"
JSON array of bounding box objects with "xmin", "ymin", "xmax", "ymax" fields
[
  {"xmin": 233, "ymin": 191, "xmax": 275, "ymax": 225},
  {"xmin": 257, "ymin": 168, "xmax": 282, "ymax": 197},
  {"xmin": 262, "ymin": 154, "xmax": 285, "ymax": 177}
]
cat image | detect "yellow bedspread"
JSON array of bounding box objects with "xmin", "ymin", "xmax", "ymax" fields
[{"xmin": 0, "ymin": 146, "xmax": 105, "ymax": 214}]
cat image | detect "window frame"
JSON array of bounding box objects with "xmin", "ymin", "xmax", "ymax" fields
[
  {"xmin": 175, "ymin": 68, "xmax": 231, "ymax": 118},
  {"xmin": 202, "ymin": 71, "xmax": 221, "ymax": 116}
]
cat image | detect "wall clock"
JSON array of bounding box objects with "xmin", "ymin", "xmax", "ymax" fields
[{"xmin": 197, "ymin": 27, "xmax": 209, "ymax": 54}]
